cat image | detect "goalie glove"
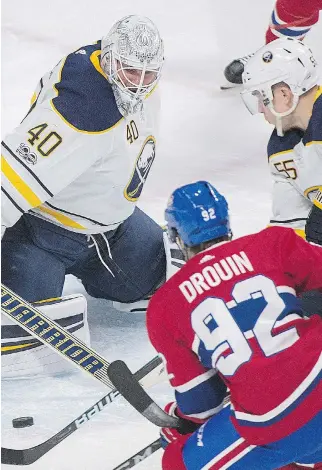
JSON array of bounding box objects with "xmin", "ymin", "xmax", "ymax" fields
[{"xmin": 160, "ymin": 402, "xmax": 200, "ymax": 449}]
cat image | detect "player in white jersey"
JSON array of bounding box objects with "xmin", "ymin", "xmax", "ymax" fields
[
  {"xmin": 1, "ymin": 15, "xmax": 168, "ymax": 306},
  {"xmin": 240, "ymin": 38, "xmax": 322, "ymax": 320},
  {"xmin": 241, "ymin": 38, "xmax": 322, "ymax": 247}
]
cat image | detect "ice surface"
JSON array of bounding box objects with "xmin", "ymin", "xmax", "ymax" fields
[{"xmin": 2, "ymin": 1, "xmax": 322, "ymax": 468}]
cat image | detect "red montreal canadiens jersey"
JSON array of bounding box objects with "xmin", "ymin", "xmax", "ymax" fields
[
  {"xmin": 266, "ymin": 0, "xmax": 321, "ymax": 43},
  {"xmin": 147, "ymin": 227, "xmax": 322, "ymax": 445}
]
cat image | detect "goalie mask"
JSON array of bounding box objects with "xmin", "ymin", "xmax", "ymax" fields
[
  {"xmin": 241, "ymin": 38, "xmax": 319, "ymax": 135},
  {"xmin": 101, "ymin": 15, "xmax": 164, "ymax": 116}
]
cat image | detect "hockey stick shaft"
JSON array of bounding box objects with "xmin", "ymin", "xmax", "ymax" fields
[
  {"xmin": 2, "ymin": 389, "xmax": 121, "ymax": 466},
  {"xmin": 109, "ymin": 360, "xmax": 230, "ymax": 470},
  {"xmin": 1, "ymin": 285, "xmax": 165, "ymax": 465},
  {"xmin": 112, "ymin": 439, "xmax": 162, "ymax": 470},
  {"xmin": 108, "ymin": 360, "xmax": 192, "ymax": 470},
  {"xmin": 1, "ymin": 284, "xmax": 115, "ymax": 388},
  {"xmin": 1, "ymin": 356, "xmax": 163, "ymax": 465}
]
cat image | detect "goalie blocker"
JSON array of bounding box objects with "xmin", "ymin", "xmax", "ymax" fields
[{"xmin": 1, "ymin": 294, "xmax": 90, "ymax": 378}]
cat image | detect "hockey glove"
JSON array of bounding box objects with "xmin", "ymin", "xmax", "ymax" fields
[
  {"xmin": 306, "ymin": 192, "xmax": 322, "ymax": 246},
  {"xmin": 160, "ymin": 402, "xmax": 200, "ymax": 449}
]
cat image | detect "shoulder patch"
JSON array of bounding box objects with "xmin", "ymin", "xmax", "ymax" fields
[
  {"xmin": 267, "ymin": 128, "xmax": 303, "ymax": 160},
  {"xmin": 51, "ymin": 42, "xmax": 122, "ymax": 132},
  {"xmin": 303, "ymin": 93, "xmax": 322, "ymax": 146}
]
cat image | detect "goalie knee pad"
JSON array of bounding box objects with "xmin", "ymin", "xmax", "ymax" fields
[
  {"xmin": 113, "ymin": 232, "xmax": 185, "ymax": 313},
  {"xmin": 1, "ymin": 294, "xmax": 90, "ymax": 379}
]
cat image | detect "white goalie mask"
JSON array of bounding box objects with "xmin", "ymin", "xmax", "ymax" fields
[
  {"xmin": 101, "ymin": 15, "xmax": 164, "ymax": 116},
  {"xmin": 241, "ymin": 38, "xmax": 319, "ymax": 135}
]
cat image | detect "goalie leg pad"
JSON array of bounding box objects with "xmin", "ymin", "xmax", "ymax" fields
[{"xmin": 1, "ymin": 294, "xmax": 90, "ymax": 379}]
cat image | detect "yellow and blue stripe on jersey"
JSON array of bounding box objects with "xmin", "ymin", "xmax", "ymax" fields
[
  {"xmin": 267, "ymin": 128, "xmax": 303, "ymax": 162},
  {"xmin": 1, "ymin": 142, "xmax": 54, "ymax": 219},
  {"xmin": 1, "ymin": 42, "xmax": 124, "ymax": 228}
]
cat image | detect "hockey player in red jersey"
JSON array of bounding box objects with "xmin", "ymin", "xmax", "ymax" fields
[
  {"xmin": 146, "ymin": 181, "xmax": 322, "ymax": 469},
  {"xmin": 223, "ymin": 0, "xmax": 321, "ymax": 87},
  {"xmin": 265, "ymin": 0, "xmax": 321, "ymax": 44}
]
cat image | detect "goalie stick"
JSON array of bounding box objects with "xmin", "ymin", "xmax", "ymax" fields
[
  {"xmin": 1, "ymin": 285, "xmax": 164, "ymax": 464},
  {"xmin": 1, "ymin": 284, "xmax": 116, "ymax": 388},
  {"xmin": 1, "ymin": 356, "xmax": 162, "ymax": 466}
]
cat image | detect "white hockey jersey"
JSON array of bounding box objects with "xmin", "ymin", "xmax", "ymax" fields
[
  {"xmin": 267, "ymin": 86, "xmax": 322, "ymax": 237},
  {"xmin": 1, "ymin": 42, "xmax": 160, "ymax": 234}
]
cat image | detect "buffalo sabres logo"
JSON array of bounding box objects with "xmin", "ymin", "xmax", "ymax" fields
[
  {"xmin": 262, "ymin": 51, "xmax": 273, "ymax": 63},
  {"xmin": 124, "ymin": 136, "xmax": 156, "ymax": 201}
]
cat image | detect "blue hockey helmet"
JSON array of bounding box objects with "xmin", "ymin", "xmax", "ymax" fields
[{"xmin": 165, "ymin": 181, "xmax": 231, "ymax": 247}]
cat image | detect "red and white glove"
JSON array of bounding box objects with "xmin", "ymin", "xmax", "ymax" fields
[
  {"xmin": 160, "ymin": 402, "xmax": 199, "ymax": 448},
  {"xmin": 161, "ymin": 402, "xmax": 200, "ymax": 470}
]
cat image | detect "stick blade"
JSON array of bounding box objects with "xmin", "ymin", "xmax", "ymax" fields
[
  {"xmin": 2, "ymin": 447, "xmax": 31, "ymax": 466},
  {"xmin": 108, "ymin": 360, "xmax": 152, "ymax": 414},
  {"xmin": 107, "ymin": 360, "xmax": 180, "ymax": 428}
]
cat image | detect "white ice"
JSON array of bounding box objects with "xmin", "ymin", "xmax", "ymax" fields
[{"xmin": 2, "ymin": 1, "xmax": 322, "ymax": 469}]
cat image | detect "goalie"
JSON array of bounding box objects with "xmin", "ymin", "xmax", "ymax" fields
[{"xmin": 1, "ymin": 15, "xmax": 167, "ymax": 310}]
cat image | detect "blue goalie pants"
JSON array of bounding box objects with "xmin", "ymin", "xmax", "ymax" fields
[
  {"xmin": 1, "ymin": 208, "xmax": 166, "ymax": 303},
  {"xmin": 182, "ymin": 406, "xmax": 322, "ymax": 469}
]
